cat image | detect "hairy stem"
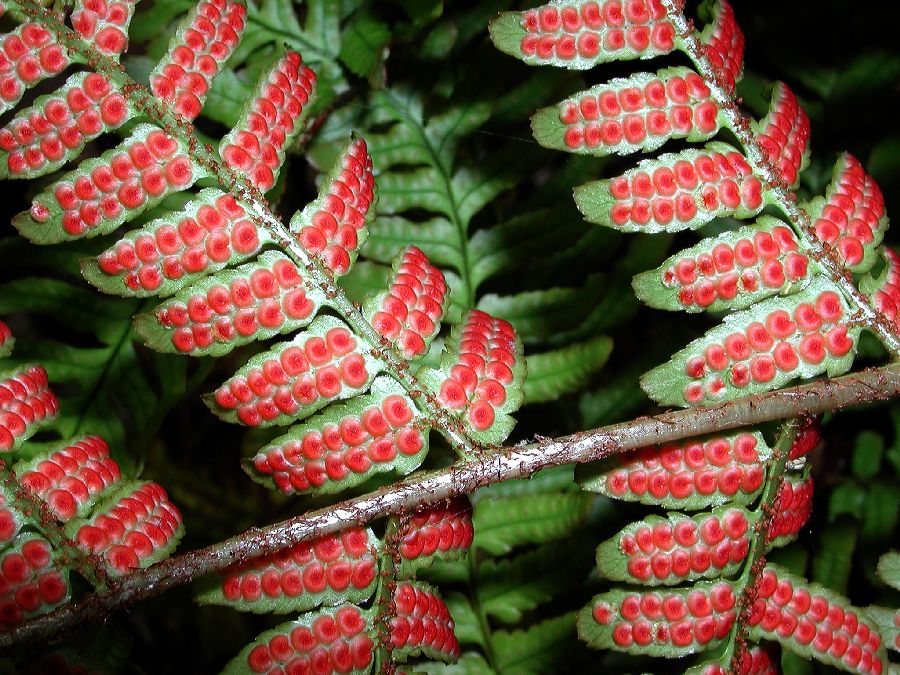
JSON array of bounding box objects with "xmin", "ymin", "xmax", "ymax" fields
[
  {"xmin": 719, "ymin": 419, "xmax": 800, "ymax": 669},
  {"xmin": 661, "ymin": 0, "xmax": 900, "ymax": 358},
  {"xmin": 4, "ymin": 363, "xmax": 900, "ymax": 650}
]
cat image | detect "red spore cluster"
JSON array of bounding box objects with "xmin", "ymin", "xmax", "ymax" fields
[
  {"xmin": 519, "ymin": 0, "xmax": 676, "ymax": 62},
  {"xmin": 748, "ymin": 566, "xmax": 884, "ymax": 674},
  {"xmin": 0, "ymin": 73, "xmax": 129, "ymax": 176},
  {"xmin": 788, "ymin": 423, "xmax": 820, "ymax": 460},
  {"xmin": 74, "ymin": 482, "xmax": 182, "ymax": 574},
  {"xmin": 221, "ymin": 528, "xmax": 376, "ymax": 603},
  {"xmin": 0, "ymin": 23, "xmax": 68, "ymax": 110},
  {"xmin": 602, "ymin": 433, "xmax": 765, "ymax": 503},
  {"xmin": 71, "ymin": 0, "xmax": 136, "ymax": 57},
  {"xmin": 872, "ymin": 248, "xmax": 900, "ymax": 329},
  {"xmin": 701, "ymin": 0, "xmax": 744, "ymax": 94},
  {"xmin": 680, "ymin": 289, "xmax": 853, "ymax": 404},
  {"xmin": 0, "ymin": 490, "xmax": 22, "ymax": 545},
  {"xmin": 391, "ymin": 582, "xmax": 460, "ymax": 660},
  {"xmin": 438, "ymin": 310, "xmax": 518, "ymax": 432},
  {"xmin": 251, "ymin": 394, "xmax": 422, "ymax": 493},
  {"xmin": 150, "ymin": 0, "xmax": 246, "ymax": 120},
  {"xmin": 370, "ymin": 246, "xmax": 447, "ymax": 359},
  {"xmin": 766, "ymin": 477, "xmax": 813, "ymax": 543},
  {"xmin": 155, "ymin": 255, "xmax": 314, "ymax": 352},
  {"xmin": 221, "ymin": 51, "xmax": 315, "ymax": 190},
  {"xmin": 19, "ymin": 435, "xmax": 121, "ymax": 521},
  {"xmin": 297, "ymin": 138, "xmax": 374, "ymax": 275},
  {"xmin": 605, "ymin": 149, "xmax": 763, "ymax": 228},
  {"xmin": 0, "ymin": 365, "xmax": 58, "ymax": 451},
  {"xmin": 812, "ymin": 154, "xmax": 886, "ymax": 270},
  {"xmin": 755, "ymin": 83, "xmax": 810, "ymax": 187},
  {"xmin": 214, "ymin": 326, "xmax": 369, "ymax": 426},
  {"xmin": 398, "ymin": 498, "xmax": 473, "ymax": 561},
  {"xmin": 0, "ymin": 536, "xmax": 67, "ymax": 627},
  {"xmin": 0, "ymin": 320, "xmax": 11, "ymax": 351},
  {"xmin": 245, "ymin": 606, "xmax": 373, "ymax": 674},
  {"xmin": 618, "ymin": 508, "xmax": 751, "ymax": 582},
  {"xmin": 699, "ymin": 646, "xmax": 777, "ymax": 675},
  {"xmin": 559, "ymin": 70, "xmax": 718, "ymax": 151},
  {"xmin": 661, "ymin": 225, "xmax": 808, "ymax": 308},
  {"xmin": 591, "ymin": 582, "xmax": 736, "ymax": 649},
  {"xmin": 32, "ymin": 128, "xmax": 195, "ymax": 237},
  {"xmin": 97, "ymin": 192, "xmax": 261, "ymax": 294}
]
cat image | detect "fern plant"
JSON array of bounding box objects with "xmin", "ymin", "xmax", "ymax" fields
[
  {"xmin": 490, "ymin": 0, "xmax": 900, "ymax": 672},
  {"xmin": 0, "ymin": 0, "xmax": 534, "ymax": 670},
  {"xmin": 0, "ymin": 0, "xmax": 899, "ymax": 672}
]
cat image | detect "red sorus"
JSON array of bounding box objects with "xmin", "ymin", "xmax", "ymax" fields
[
  {"xmin": 71, "ymin": 0, "xmax": 136, "ymax": 57},
  {"xmin": 436, "ymin": 309, "xmax": 522, "ymax": 434},
  {"xmin": 0, "ymin": 320, "xmax": 12, "ymax": 357},
  {"xmin": 150, "ymin": 0, "xmax": 246, "ymax": 120},
  {"xmin": 0, "ymin": 364, "xmax": 58, "ymax": 452},
  {"xmin": 0, "ymin": 72, "xmax": 130, "ymax": 179},
  {"xmin": 0, "ymin": 23, "xmax": 69, "ymax": 113},
  {"xmin": 748, "ymin": 565, "xmax": 886, "ymax": 675},
  {"xmin": 91, "ymin": 189, "xmax": 266, "ymax": 297},
  {"xmin": 698, "ymin": 0, "xmax": 744, "ymax": 95},
  {"xmin": 809, "ymin": 154, "xmax": 888, "ymax": 272},
  {"xmin": 641, "ymin": 282, "xmax": 856, "ymax": 407},
  {"xmin": 367, "ymin": 246, "xmax": 448, "ymax": 359},
  {"xmin": 695, "ymin": 646, "xmax": 777, "ymax": 675},
  {"xmin": 398, "ymin": 497, "xmax": 473, "ymax": 563},
  {"xmin": 871, "ymin": 248, "xmax": 900, "ymax": 330},
  {"xmin": 70, "ymin": 481, "xmax": 183, "ymax": 575},
  {"xmin": 249, "ymin": 383, "xmax": 423, "ymax": 495},
  {"xmin": 587, "ymin": 432, "xmax": 769, "ymax": 508},
  {"xmin": 19, "ymin": 125, "xmax": 198, "ymax": 243},
  {"xmin": 0, "ymin": 487, "xmax": 23, "ymax": 544},
  {"xmin": 580, "ymin": 144, "xmax": 764, "ymax": 232},
  {"xmin": 648, "ymin": 221, "xmax": 807, "ymax": 311},
  {"xmin": 766, "ymin": 476, "xmax": 812, "ymax": 544},
  {"xmin": 788, "ymin": 421, "xmax": 820, "ymax": 460},
  {"xmin": 0, "ymin": 535, "xmax": 68, "ymax": 627},
  {"xmin": 292, "ymin": 137, "xmax": 375, "ymax": 276},
  {"xmin": 221, "ymin": 51, "xmax": 316, "ymax": 191},
  {"xmin": 211, "ymin": 319, "xmax": 375, "ymax": 427},
  {"xmin": 234, "ymin": 605, "xmax": 373, "ymax": 674},
  {"xmin": 754, "ymin": 83, "xmax": 810, "ymax": 187},
  {"xmin": 17, "ymin": 435, "xmax": 122, "ymax": 522},
  {"xmin": 148, "ymin": 252, "xmax": 316, "ymax": 355},
  {"xmin": 605, "ymin": 507, "xmax": 753, "ymax": 584},
  {"xmin": 213, "ymin": 528, "xmax": 378, "ymax": 609},
  {"xmin": 578, "ymin": 582, "xmax": 736, "ymax": 654},
  {"xmin": 391, "ymin": 582, "xmax": 460, "ymax": 662},
  {"xmin": 507, "ymin": 0, "xmax": 677, "ymax": 66},
  {"xmin": 548, "ymin": 67, "xmax": 719, "ymax": 155}
]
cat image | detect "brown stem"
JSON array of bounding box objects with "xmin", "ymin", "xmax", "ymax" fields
[
  {"xmin": 3, "ymin": 363, "xmax": 900, "ymax": 651},
  {"xmin": 661, "ymin": 0, "xmax": 900, "ymax": 357}
]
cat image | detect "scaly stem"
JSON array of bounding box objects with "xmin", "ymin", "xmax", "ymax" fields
[
  {"xmin": 715, "ymin": 418, "xmax": 800, "ymax": 669},
  {"xmin": 7, "ymin": 0, "xmax": 477, "ymax": 456},
  {"xmin": 4, "ymin": 363, "xmax": 900, "ymax": 650},
  {"xmin": 661, "ymin": 0, "xmax": 900, "ymax": 359}
]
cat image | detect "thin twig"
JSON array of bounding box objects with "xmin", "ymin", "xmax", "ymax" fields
[{"xmin": 4, "ymin": 363, "xmax": 900, "ymax": 651}]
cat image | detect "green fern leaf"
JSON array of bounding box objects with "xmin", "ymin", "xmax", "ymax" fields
[
  {"xmin": 492, "ymin": 612, "xmax": 579, "ymax": 674},
  {"xmin": 641, "ymin": 278, "xmax": 859, "ymax": 407},
  {"xmin": 523, "ymin": 336, "xmax": 613, "ymax": 404},
  {"xmin": 472, "ymin": 492, "xmax": 594, "ymax": 556}
]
